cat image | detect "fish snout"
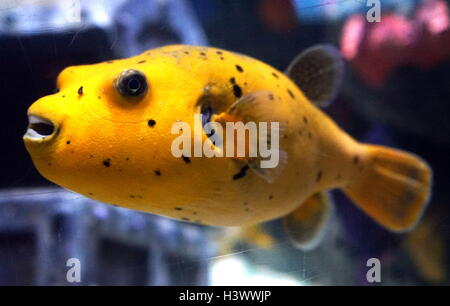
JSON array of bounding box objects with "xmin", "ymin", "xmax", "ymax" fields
[{"xmin": 23, "ymin": 114, "xmax": 58, "ymax": 143}]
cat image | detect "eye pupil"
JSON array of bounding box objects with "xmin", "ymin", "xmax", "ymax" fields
[
  {"xmin": 128, "ymin": 79, "xmax": 141, "ymax": 91},
  {"xmin": 116, "ymin": 69, "xmax": 148, "ymax": 97}
]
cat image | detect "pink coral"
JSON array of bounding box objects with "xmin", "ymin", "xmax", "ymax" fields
[{"xmin": 340, "ymin": 0, "xmax": 450, "ymax": 87}]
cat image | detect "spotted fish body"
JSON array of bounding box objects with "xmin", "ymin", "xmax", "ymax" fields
[{"xmin": 24, "ymin": 45, "xmax": 432, "ymax": 249}]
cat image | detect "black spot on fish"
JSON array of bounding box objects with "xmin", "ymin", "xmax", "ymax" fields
[
  {"xmin": 220, "ymin": 56, "xmax": 224, "ymax": 60},
  {"xmin": 233, "ymin": 165, "xmax": 249, "ymax": 180},
  {"xmin": 129, "ymin": 195, "xmax": 135, "ymax": 198},
  {"xmin": 47, "ymin": 163, "xmax": 51, "ymax": 166},
  {"xmin": 182, "ymin": 217, "xmax": 190, "ymax": 221},
  {"xmin": 287, "ymin": 89, "xmax": 295, "ymax": 99},
  {"xmin": 230, "ymin": 77, "xmax": 236, "ymax": 84},
  {"xmin": 308, "ymin": 132, "xmax": 313, "ymax": 139},
  {"xmin": 78, "ymin": 86, "xmax": 83, "ymax": 95},
  {"xmin": 243, "ymin": 202, "xmax": 248, "ymax": 206},
  {"xmin": 98, "ymin": 96, "xmax": 101, "ymax": 99},
  {"xmin": 102, "ymin": 159, "xmax": 111, "ymax": 168},
  {"xmin": 62, "ymin": 95, "xmax": 66, "ymax": 98},
  {"xmin": 182, "ymin": 155, "xmax": 191, "ymax": 163},
  {"xmin": 175, "ymin": 207, "xmax": 183, "ymax": 211},
  {"xmin": 137, "ymin": 60, "xmax": 146, "ymax": 64},
  {"xmin": 233, "ymin": 84, "xmax": 243, "ymax": 98},
  {"xmin": 154, "ymin": 169, "xmax": 161, "ymax": 176},
  {"xmin": 200, "ymin": 52, "xmax": 206, "ymax": 56},
  {"xmin": 245, "ymin": 208, "xmax": 250, "ymax": 212},
  {"xmin": 316, "ymin": 171, "xmax": 323, "ymax": 182},
  {"xmin": 106, "ymin": 61, "xmax": 114, "ymax": 64},
  {"xmin": 216, "ymin": 51, "xmax": 223, "ymax": 55},
  {"xmin": 88, "ymin": 192, "xmax": 94, "ymax": 196},
  {"xmin": 269, "ymin": 194, "xmax": 274, "ymax": 200},
  {"xmin": 235, "ymin": 65, "xmax": 244, "ymax": 72},
  {"xmin": 353, "ymin": 155, "xmax": 360, "ymax": 165},
  {"xmin": 66, "ymin": 140, "xmax": 71, "ymax": 144},
  {"xmin": 268, "ymin": 94, "xmax": 274, "ymax": 100},
  {"xmin": 303, "ymin": 117, "xmax": 308, "ymax": 124},
  {"xmin": 272, "ymin": 72, "xmax": 279, "ymax": 79},
  {"xmin": 148, "ymin": 119, "xmax": 156, "ymax": 127}
]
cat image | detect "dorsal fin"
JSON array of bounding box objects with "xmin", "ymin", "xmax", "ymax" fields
[{"xmin": 285, "ymin": 44, "xmax": 344, "ymax": 107}]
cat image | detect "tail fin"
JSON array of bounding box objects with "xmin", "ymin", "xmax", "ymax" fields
[{"xmin": 344, "ymin": 144, "xmax": 432, "ymax": 232}]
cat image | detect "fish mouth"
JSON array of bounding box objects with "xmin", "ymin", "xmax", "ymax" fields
[{"xmin": 24, "ymin": 115, "xmax": 57, "ymax": 141}]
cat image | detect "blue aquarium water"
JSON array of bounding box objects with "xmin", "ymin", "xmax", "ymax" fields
[{"xmin": 0, "ymin": 0, "xmax": 449, "ymax": 286}]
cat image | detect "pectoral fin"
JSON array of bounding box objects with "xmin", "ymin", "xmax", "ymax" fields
[
  {"xmin": 282, "ymin": 191, "xmax": 333, "ymax": 251},
  {"xmin": 212, "ymin": 91, "xmax": 287, "ymax": 183},
  {"xmin": 286, "ymin": 44, "xmax": 344, "ymax": 107}
]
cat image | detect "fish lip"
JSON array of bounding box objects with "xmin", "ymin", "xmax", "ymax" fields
[{"xmin": 23, "ymin": 114, "xmax": 58, "ymax": 142}]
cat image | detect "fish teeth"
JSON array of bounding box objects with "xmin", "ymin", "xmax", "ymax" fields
[
  {"xmin": 25, "ymin": 128, "xmax": 45, "ymax": 140},
  {"xmin": 28, "ymin": 115, "xmax": 50, "ymax": 125}
]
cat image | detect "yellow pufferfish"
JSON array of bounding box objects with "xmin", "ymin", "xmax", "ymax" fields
[{"xmin": 24, "ymin": 44, "xmax": 432, "ymax": 250}]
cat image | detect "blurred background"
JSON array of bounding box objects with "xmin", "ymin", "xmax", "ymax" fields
[{"xmin": 1, "ymin": 0, "xmax": 449, "ymax": 285}]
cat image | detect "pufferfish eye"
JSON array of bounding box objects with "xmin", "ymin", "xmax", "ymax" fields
[{"xmin": 115, "ymin": 69, "xmax": 148, "ymax": 97}]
